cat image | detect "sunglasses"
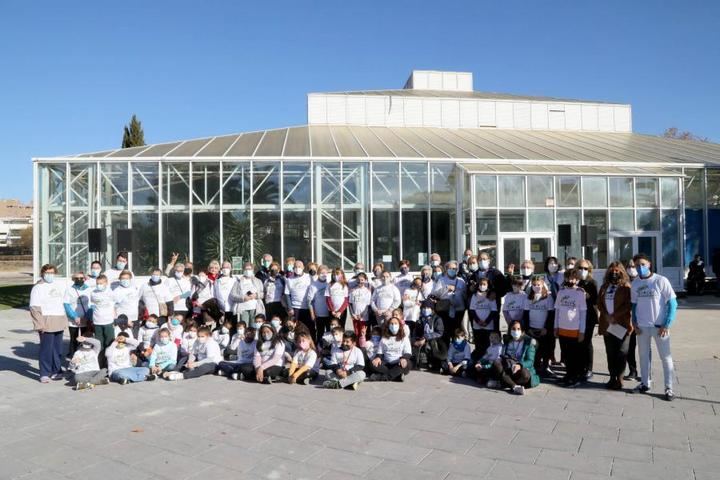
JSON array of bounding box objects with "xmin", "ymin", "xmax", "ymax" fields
[{"xmin": 578, "ymin": 267, "xmax": 589, "ymax": 271}]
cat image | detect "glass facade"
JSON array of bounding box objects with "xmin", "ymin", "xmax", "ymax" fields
[{"xmin": 33, "ymin": 159, "xmax": 717, "ymax": 286}]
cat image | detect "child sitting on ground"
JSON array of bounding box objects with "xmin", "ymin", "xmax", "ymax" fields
[
  {"xmin": 362, "ymin": 326, "xmax": 383, "ymax": 372},
  {"xmin": 323, "ymin": 331, "xmax": 365, "ymax": 390},
  {"xmin": 253, "ymin": 323, "xmax": 286, "ymax": 384},
  {"xmin": 148, "ymin": 328, "xmax": 178, "ymax": 376},
  {"xmin": 113, "ymin": 314, "xmax": 135, "ymax": 340},
  {"xmin": 212, "ymin": 318, "xmax": 232, "ymax": 354},
  {"xmin": 70, "ymin": 336, "xmax": 109, "ymax": 390},
  {"xmin": 321, "ymin": 324, "xmax": 344, "ymax": 369},
  {"xmin": 106, "ymin": 333, "xmax": 154, "ymax": 384},
  {"xmin": 442, "ymin": 328, "xmax": 472, "ymax": 377},
  {"xmin": 165, "ymin": 326, "xmax": 222, "ymax": 380},
  {"xmin": 217, "ymin": 326, "xmax": 257, "ymax": 380},
  {"xmin": 283, "ymin": 332, "xmax": 319, "ymax": 385},
  {"xmin": 472, "ymin": 332, "xmax": 504, "ymax": 386}
]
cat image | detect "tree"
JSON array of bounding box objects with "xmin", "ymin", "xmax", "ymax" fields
[
  {"xmin": 662, "ymin": 127, "xmax": 709, "ymax": 143},
  {"xmin": 122, "ymin": 114, "xmax": 146, "ymax": 148}
]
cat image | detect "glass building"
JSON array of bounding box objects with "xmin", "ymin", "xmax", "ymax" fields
[{"xmin": 34, "ymin": 70, "xmax": 720, "ymax": 289}]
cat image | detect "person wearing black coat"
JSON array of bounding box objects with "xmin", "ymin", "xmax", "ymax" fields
[{"xmin": 577, "ymin": 259, "xmax": 599, "ymax": 380}]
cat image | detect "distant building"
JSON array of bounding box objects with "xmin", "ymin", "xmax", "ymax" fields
[{"xmin": 0, "ymin": 200, "xmax": 32, "ymax": 248}]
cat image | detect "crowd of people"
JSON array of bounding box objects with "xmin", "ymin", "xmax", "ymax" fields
[{"xmin": 29, "ymin": 248, "xmax": 678, "ymax": 400}]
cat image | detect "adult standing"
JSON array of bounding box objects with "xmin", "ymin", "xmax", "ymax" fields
[
  {"xmin": 215, "ymin": 260, "xmax": 238, "ymax": 328},
  {"xmin": 256, "ymin": 253, "xmax": 274, "ymax": 283},
  {"xmin": 30, "ymin": 264, "xmax": 67, "ymax": 383},
  {"xmin": 88, "ymin": 274, "xmax": 116, "ymax": 368},
  {"xmin": 473, "ymin": 251, "xmax": 508, "ymax": 331},
  {"xmin": 371, "ymin": 270, "xmax": 402, "ymax": 328},
  {"xmin": 506, "ymin": 259, "xmax": 535, "ymax": 295},
  {"xmin": 63, "ymin": 271, "xmax": 92, "ymax": 358},
  {"xmin": 263, "ymin": 262, "xmax": 286, "ymax": 321},
  {"xmin": 113, "ymin": 270, "xmax": 140, "ymax": 338},
  {"xmin": 436, "ymin": 261, "xmax": 466, "ymax": 344},
  {"xmin": 394, "ymin": 259, "xmax": 414, "ymax": 297},
  {"xmin": 598, "ymin": 262, "xmax": 633, "ymax": 390},
  {"xmin": 307, "ymin": 265, "xmax": 331, "ymax": 345},
  {"xmin": 86, "ymin": 261, "xmax": 103, "ymax": 288},
  {"xmin": 631, "ymin": 253, "xmax": 677, "ymax": 401},
  {"xmin": 687, "ymin": 254, "xmax": 706, "ymax": 295},
  {"xmin": 543, "ymin": 256, "xmax": 563, "ymax": 299},
  {"xmin": 577, "ymin": 259, "xmax": 599, "ymax": 380},
  {"xmin": 167, "ymin": 261, "xmax": 192, "ymax": 320},
  {"xmin": 285, "ymin": 260, "xmax": 313, "ymax": 339},
  {"xmin": 138, "ymin": 268, "xmax": 174, "ymax": 326},
  {"xmin": 458, "ymin": 248, "xmax": 474, "ymax": 279},
  {"xmin": 230, "ymin": 262, "xmax": 265, "ymax": 328},
  {"xmin": 623, "ymin": 259, "xmax": 639, "ymax": 380},
  {"xmin": 105, "ymin": 252, "xmax": 129, "ymax": 285}
]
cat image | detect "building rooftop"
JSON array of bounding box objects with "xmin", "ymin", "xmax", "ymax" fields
[{"xmin": 50, "ymin": 126, "xmax": 720, "ymax": 169}]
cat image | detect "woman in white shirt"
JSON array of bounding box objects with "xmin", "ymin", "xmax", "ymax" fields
[
  {"xmin": 30, "ymin": 264, "xmax": 67, "ymax": 383},
  {"xmin": 325, "ymin": 268, "xmax": 349, "ymax": 322},
  {"xmin": 368, "ymin": 317, "xmax": 412, "ymax": 382},
  {"xmin": 230, "ymin": 262, "xmax": 264, "ymax": 328},
  {"xmin": 138, "ymin": 268, "xmax": 174, "ymax": 325},
  {"xmin": 349, "ymin": 273, "xmax": 372, "ymax": 339}
]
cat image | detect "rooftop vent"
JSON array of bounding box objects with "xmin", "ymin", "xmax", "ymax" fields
[{"xmin": 403, "ymin": 70, "xmax": 473, "ymax": 92}]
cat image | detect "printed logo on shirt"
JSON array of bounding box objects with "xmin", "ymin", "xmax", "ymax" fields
[
  {"xmin": 557, "ymin": 296, "xmax": 578, "ymax": 309},
  {"xmin": 635, "ymin": 285, "xmax": 658, "ymax": 298},
  {"xmin": 505, "ymin": 299, "xmax": 523, "ymax": 310}
]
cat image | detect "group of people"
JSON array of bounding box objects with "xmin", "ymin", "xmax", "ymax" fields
[{"xmin": 29, "ymin": 247, "xmax": 678, "ymax": 400}]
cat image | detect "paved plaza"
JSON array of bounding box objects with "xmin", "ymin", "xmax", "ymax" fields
[{"xmin": 0, "ymin": 297, "xmax": 719, "ymax": 480}]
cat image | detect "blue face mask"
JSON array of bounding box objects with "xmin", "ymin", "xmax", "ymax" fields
[
  {"xmin": 638, "ymin": 265, "xmax": 651, "ymax": 278},
  {"xmin": 151, "ymin": 275, "xmax": 161, "ymax": 283},
  {"xmin": 510, "ymin": 330, "xmax": 522, "ymax": 340},
  {"xmin": 452, "ymin": 338, "xmax": 467, "ymax": 350},
  {"xmin": 371, "ymin": 335, "xmax": 381, "ymax": 343},
  {"xmin": 432, "ymin": 272, "xmax": 441, "ymax": 281},
  {"xmin": 447, "ymin": 269, "xmax": 457, "ymax": 277},
  {"xmin": 120, "ymin": 279, "xmax": 131, "ymax": 288},
  {"xmin": 97, "ymin": 284, "xmax": 107, "ymax": 292},
  {"xmin": 43, "ymin": 274, "xmax": 55, "ymax": 283},
  {"xmin": 171, "ymin": 318, "xmax": 180, "ymax": 326},
  {"xmin": 388, "ymin": 324, "xmax": 399, "ymax": 335}
]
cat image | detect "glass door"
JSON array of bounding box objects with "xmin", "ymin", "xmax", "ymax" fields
[
  {"xmin": 499, "ymin": 234, "xmax": 554, "ymax": 274},
  {"xmin": 610, "ymin": 232, "xmax": 660, "ymax": 270}
]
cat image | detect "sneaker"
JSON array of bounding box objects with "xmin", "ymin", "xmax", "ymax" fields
[
  {"xmin": 545, "ymin": 366, "xmax": 556, "ymax": 376},
  {"xmin": 216, "ymin": 370, "xmax": 225, "ymax": 376},
  {"xmin": 397, "ymin": 374, "xmax": 405, "ymax": 382},
  {"xmin": 323, "ymin": 380, "xmax": 341, "ymax": 389},
  {"xmin": 350, "ymin": 382, "xmax": 359, "ymax": 391},
  {"xmin": 166, "ymin": 372, "xmax": 184, "ymax": 381},
  {"xmin": 99, "ymin": 378, "xmax": 110, "ymax": 385},
  {"xmin": 40, "ymin": 376, "xmax": 50, "ymax": 384},
  {"xmin": 50, "ymin": 373, "xmax": 65, "ymax": 381},
  {"xmin": 624, "ymin": 369, "xmax": 639, "ymax": 381},
  {"xmin": 230, "ymin": 373, "xmax": 239, "ymax": 381},
  {"xmin": 119, "ymin": 378, "xmax": 129, "ymax": 385},
  {"xmin": 263, "ymin": 376, "xmax": 272, "ymax": 385},
  {"xmin": 439, "ymin": 367, "xmax": 447, "ymax": 375},
  {"xmin": 665, "ymin": 388, "xmax": 674, "ymax": 401},
  {"xmin": 585, "ymin": 371, "xmax": 594, "ymax": 381},
  {"xmin": 301, "ymin": 377, "xmax": 310, "ymax": 385},
  {"xmin": 74, "ymin": 382, "xmax": 90, "ymax": 391},
  {"xmin": 486, "ymin": 380, "xmax": 498, "ymax": 389},
  {"xmin": 633, "ymin": 384, "xmax": 650, "ymax": 394},
  {"xmin": 513, "ymin": 385, "xmax": 525, "ymax": 395},
  {"xmin": 145, "ymin": 374, "xmax": 157, "ymax": 382}
]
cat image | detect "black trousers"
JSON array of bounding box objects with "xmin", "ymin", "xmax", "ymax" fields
[
  {"xmin": 314, "ymin": 316, "xmax": 331, "ymax": 346},
  {"xmin": 265, "ymin": 302, "xmax": 287, "ymax": 322},
  {"xmin": 604, "ymin": 332, "xmax": 630, "ymax": 379},
  {"xmin": 441, "ymin": 310, "xmax": 464, "ymax": 343},
  {"xmin": 626, "ymin": 331, "xmax": 637, "ymax": 372},
  {"xmin": 559, "ymin": 336, "xmax": 583, "ymax": 381},
  {"xmin": 297, "ymin": 309, "xmax": 315, "ymax": 342},
  {"xmin": 526, "ymin": 329, "xmax": 552, "ymax": 368},
  {"xmin": 182, "ymin": 362, "xmax": 217, "ymax": 379},
  {"xmin": 369, "ymin": 359, "xmax": 411, "ymax": 381},
  {"xmin": 582, "ymin": 321, "xmax": 597, "ymax": 374},
  {"xmin": 489, "ymin": 359, "xmax": 531, "ymax": 388},
  {"xmin": 218, "ymin": 361, "xmax": 255, "ymax": 378},
  {"xmin": 471, "ymin": 329, "xmax": 491, "ymax": 363}
]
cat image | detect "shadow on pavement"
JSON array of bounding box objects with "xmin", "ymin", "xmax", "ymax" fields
[{"xmin": 0, "ymin": 353, "xmax": 39, "ymax": 380}]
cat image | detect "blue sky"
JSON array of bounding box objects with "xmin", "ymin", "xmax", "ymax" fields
[{"xmin": 1, "ymin": 1, "xmax": 718, "ymax": 201}]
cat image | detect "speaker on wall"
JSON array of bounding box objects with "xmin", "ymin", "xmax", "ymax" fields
[
  {"xmin": 88, "ymin": 228, "xmax": 107, "ymax": 253},
  {"xmin": 117, "ymin": 229, "xmax": 134, "ymax": 252},
  {"xmin": 558, "ymin": 224, "xmax": 572, "ymax": 247},
  {"xmin": 581, "ymin": 225, "xmax": 598, "ymax": 247}
]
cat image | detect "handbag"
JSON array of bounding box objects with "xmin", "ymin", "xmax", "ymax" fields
[
  {"xmin": 434, "ymin": 279, "xmax": 457, "ymax": 313},
  {"xmin": 150, "ymin": 284, "xmax": 169, "ymax": 317}
]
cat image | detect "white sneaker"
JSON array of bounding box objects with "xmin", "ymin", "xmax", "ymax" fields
[
  {"xmin": 513, "ymin": 385, "xmax": 525, "ymax": 395},
  {"xmin": 486, "ymin": 380, "xmax": 498, "ymax": 389},
  {"xmin": 230, "ymin": 373, "xmax": 239, "ymax": 381},
  {"xmin": 166, "ymin": 372, "xmax": 184, "ymax": 381}
]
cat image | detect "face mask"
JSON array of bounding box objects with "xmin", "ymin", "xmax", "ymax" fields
[
  {"xmin": 116, "ymin": 342, "xmax": 126, "ymax": 349},
  {"xmin": 627, "ymin": 267, "xmax": 638, "ymax": 278},
  {"xmin": 532, "ymin": 285, "xmax": 542, "ymax": 293},
  {"xmin": 244, "ymin": 269, "xmax": 253, "ymax": 278},
  {"xmin": 388, "ymin": 324, "xmax": 399, "ymax": 335},
  {"xmin": 299, "ymin": 339, "xmax": 310, "ymax": 350},
  {"xmin": 422, "ymin": 308, "xmax": 433, "ymax": 317},
  {"xmin": 479, "ymin": 285, "xmax": 488, "ymax": 292},
  {"xmin": 431, "ymin": 260, "xmax": 440, "ymax": 267},
  {"xmin": 198, "ymin": 336, "xmax": 208, "ymax": 344},
  {"xmin": 158, "ymin": 337, "xmax": 169, "ymax": 345},
  {"xmin": 150, "ymin": 275, "xmax": 161, "ymax": 283},
  {"xmin": 145, "ymin": 321, "xmax": 157, "ymax": 329},
  {"xmin": 43, "ymin": 274, "xmax": 55, "ymax": 283},
  {"xmin": 333, "ymin": 334, "xmax": 343, "ymax": 342},
  {"xmin": 175, "ymin": 271, "xmax": 183, "ymax": 279},
  {"xmin": 371, "ymin": 335, "xmax": 381, "ymax": 343},
  {"xmin": 188, "ymin": 332, "xmax": 197, "ymax": 339},
  {"xmin": 638, "ymin": 265, "xmax": 651, "ymax": 278},
  {"xmin": 309, "ymin": 269, "xmax": 317, "ymax": 276},
  {"xmin": 331, "ymin": 274, "xmax": 338, "ymax": 282},
  {"xmin": 521, "ymin": 268, "xmax": 532, "ymax": 277},
  {"xmin": 287, "ymin": 331, "xmax": 295, "ymax": 341},
  {"xmin": 294, "ymin": 267, "xmax": 304, "ymax": 276},
  {"xmin": 319, "ymin": 274, "xmax": 327, "ymax": 282},
  {"xmin": 480, "ymin": 259, "xmax": 490, "ymax": 270},
  {"xmin": 171, "ymin": 318, "xmax": 181, "ymax": 326},
  {"xmin": 262, "ymin": 333, "xmax": 272, "ymax": 342},
  {"xmin": 73, "ymin": 278, "xmax": 84, "ymax": 287},
  {"xmin": 81, "ymin": 343, "xmax": 92, "ymax": 350},
  {"xmin": 567, "ymin": 263, "xmax": 575, "ymax": 270},
  {"xmin": 340, "ymin": 344, "xmax": 350, "ymax": 351},
  {"xmin": 271, "ymin": 320, "xmax": 281, "ymax": 330},
  {"xmin": 384, "ymin": 277, "xmax": 392, "ymax": 285},
  {"xmin": 454, "ymin": 337, "xmax": 464, "ymax": 344},
  {"xmin": 116, "ymin": 262, "xmax": 127, "ymax": 270},
  {"xmin": 286, "ymin": 264, "xmax": 294, "ymax": 272},
  {"xmin": 609, "ymin": 272, "xmax": 620, "ymax": 283},
  {"xmin": 237, "ymin": 328, "xmax": 245, "ymax": 337},
  {"xmin": 400, "ymin": 266, "xmax": 409, "ymax": 274},
  {"xmin": 431, "ymin": 272, "xmax": 441, "ymax": 281},
  {"xmin": 97, "ymin": 284, "xmax": 107, "ymax": 292},
  {"xmin": 464, "ymin": 255, "xmax": 471, "ymax": 262},
  {"xmin": 510, "ymin": 330, "xmax": 522, "ymax": 340},
  {"xmin": 447, "ymin": 269, "xmax": 457, "ymax": 277},
  {"xmin": 221, "ymin": 327, "xmax": 229, "ymax": 334},
  {"xmin": 579, "ymin": 269, "xmax": 589, "ymax": 280},
  {"xmin": 548, "ymin": 263, "xmax": 558, "ymax": 273},
  {"xmin": 184, "ymin": 267, "xmax": 193, "ymax": 276},
  {"xmin": 120, "ymin": 279, "xmax": 131, "ymax": 288},
  {"xmin": 354, "ymin": 268, "xmax": 364, "ymax": 274},
  {"xmin": 262, "ymin": 260, "xmax": 271, "ymax": 268},
  {"xmin": 90, "ymin": 269, "xmax": 101, "ymax": 278},
  {"xmin": 469, "ymin": 263, "xmax": 479, "ymax": 272}
]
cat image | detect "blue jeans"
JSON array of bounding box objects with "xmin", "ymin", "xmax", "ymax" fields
[
  {"xmin": 111, "ymin": 367, "xmax": 149, "ymax": 383},
  {"xmin": 39, "ymin": 331, "xmax": 64, "ymax": 378}
]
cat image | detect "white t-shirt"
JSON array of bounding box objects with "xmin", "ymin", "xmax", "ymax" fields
[
  {"xmin": 30, "ymin": 281, "xmax": 66, "ymax": 316},
  {"xmin": 293, "ymin": 348, "xmax": 319, "ymax": 372},
  {"xmin": 307, "ymin": 280, "xmax": 330, "ymax": 316},
  {"xmin": 502, "ymin": 292, "xmax": 527, "ymax": 322},
  {"xmin": 330, "ymin": 345, "xmax": 365, "ymax": 371},
  {"xmin": 555, "ymin": 287, "xmax": 587, "ymax": 334},
  {"xmin": 285, "ymin": 274, "xmax": 312, "ymax": 310},
  {"xmin": 631, "ymin": 274, "xmax": 676, "ymax": 328},
  {"xmin": 349, "ymin": 286, "xmax": 372, "ymax": 321},
  {"xmin": 167, "ymin": 276, "xmax": 192, "ymax": 312},
  {"xmin": 90, "ymin": 288, "xmax": 116, "ymax": 326},
  {"xmin": 604, "ymin": 285, "xmax": 617, "ymax": 315},
  {"xmin": 264, "ymin": 277, "xmax": 284, "ymax": 303},
  {"xmin": 377, "ymin": 336, "xmax": 412, "ymax": 364},
  {"xmin": 113, "ymin": 283, "xmax": 139, "ymax": 321},
  {"xmin": 402, "ymin": 288, "xmax": 422, "ymax": 323},
  {"xmin": 325, "ymin": 283, "xmax": 349, "ymax": 312},
  {"xmin": 214, "ymin": 275, "xmax": 237, "ymax": 313},
  {"xmin": 394, "ymin": 272, "xmax": 414, "ymax": 297},
  {"xmin": 235, "ymin": 276, "xmax": 259, "ymax": 311},
  {"xmin": 372, "ymin": 284, "xmax": 401, "ymax": 312},
  {"xmin": 469, "ymin": 293, "xmax": 497, "ymax": 330},
  {"xmin": 524, "ymin": 295, "xmax": 555, "ymax": 330},
  {"xmin": 63, "ymin": 285, "xmax": 92, "ymax": 324},
  {"xmin": 138, "ymin": 282, "xmax": 172, "ymax": 316}
]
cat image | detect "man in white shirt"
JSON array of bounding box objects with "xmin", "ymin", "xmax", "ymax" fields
[
  {"xmin": 105, "ymin": 252, "xmax": 130, "ymax": 285},
  {"xmin": 214, "ymin": 260, "xmax": 238, "ymax": 326},
  {"xmin": 631, "ymin": 253, "xmax": 677, "ymax": 401},
  {"xmin": 323, "ymin": 332, "xmax": 366, "ymax": 390},
  {"xmin": 371, "ymin": 271, "xmax": 401, "ymax": 326},
  {"xmin": 138, "ymin": 268, "xmax": 174, "ymax": 325},
  {"xmin": 284, "ymin": 260, "xmax": 313, "ymax": 338},
  {"xmin": 394, "ymin": 259, "xmax": 414, "ymax": 297},
  {"xmin": 89, "ymin": 274, "xmax": 117, "ymax": 368},
  {"xmin": 167, "ymin": 261, "xmax": 192, "ymax": 319}
]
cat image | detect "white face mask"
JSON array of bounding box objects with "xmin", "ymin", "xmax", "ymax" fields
[
  {"xmin": 480, "ymin": 259, "xmax": 490, "ymax": 270},
  {"xmin": 521, "ymin": 268, "xmax": 533, "ymax": 277},
  {"xmin": 431, "ymin": 260, "xmax": 440, "ymax": 267},
  {"xmin": 237, "ymin": 328, "xmax": 245, "ymax": 337},
  {"xmin": 319, "ymin": 273, "xmax": 328, "ymax": 281},
  {"xmin": 333, "ymin": 334, "xmax": 342, "ymax": 342},
  {"xmin": 627, "ymin": 267, "xmax": 638, "ymax": 277},
  {"xmin": 468, "ymin": 263, "xmax": 478, "ymax": 272},
  {"xmin": 244, "ymin": 269, "xmax": 254, "ymax": 278},
  {"xmin": 548, "ymin": 263, "xmax": 558, "ymax": 273},
  {"xmin": 294, "ymin": 267, "xmax": 304, "ymax": 276},
  {"xmin": 579, "ymin": 269, "xmax": 589, "ymax": 280},
  {"xmin": 222, "ymin": 268, "xmax": 231, "ymax": 277},
  {"xmin": 478, "ymin": 285, "xmax": 488, "ymax": 293},
  {"xmin": 221, "ymin": 327, "xmax": 229, "ymax": 334},
  {"xmin": 175, "ymin": 271, "xmax": 183, "ymax": 279}
]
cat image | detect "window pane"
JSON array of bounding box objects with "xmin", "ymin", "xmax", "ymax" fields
[
  {"xmin": 132, "ymin": 212, "xmax": 159, "ymax": 274},
  {"xmin": 162, "ymin": 213, "xmax": 190, "ymax": 262},
  {"xmin": 283, "ymin": 163, "xmax": 311, "ymax": 205},
  {"xmin": 499, "ymin": 210, "xmax": 525, "ymax": 232},
  {"xmin": 476, "ymin": 209, "xmax": 497, "ymax": 236},
  {"xmin": 372, "ymin": 209, "xmax": 399, "ymax": 267},
  {"xmin": 609, "ymin": 177, "xmax": 633, "ymax": 207},
  {"xmin": 342, "ymin": 210, "xmax": 364, "ymax": 270},
  {"xmin": 610, "ymin": 210, "xmax": 634, "ymax": 231},
  {"xmin": 251, "ymin": 162, "xmax": 279, "ymax": 206},
  {"xmin": 253, "ymin": 211, "xmax": 281, "ymax": 263},
  {"xmin": 371, "ymin": 162, "xmax": 399, "ymax": 206},
  {"xmin": 684, "ymin": 208, "xmax": 705, "ymax": 267},
  {"xmin": 222, "ymin": 211, "xmax": 251, "ymax": 263},
  {"xmin": 430, "ymin": 164, "xmax": 456, "ymax": 263},
  {"xmin": 582, "ymin": 177, "xmax": 607, "ymax": 207},
  {"xmin": 527, "ymin": 176, "xmax": 554, "ymax": 207},
  {"xmin": 283, "ymin": 211, "xmax": 312, "ymax": 262},
  {"xmin": 636, "ymin": 209, "xmax": 659, "ymax": 231},
  {"xmin": 684, "ymin": 169, "xmax": 705, "ymax": 209},
  {"xmin": 163, "ymin": 163, "xmax": 189, "ymax": 207},
  {"xmin": 192, "ymin": 211, "xmax": 219, "ymax": 269},
  {"xmin": 556, "ymin": 209, "xmax": 581, "ymax": 258},
  {"xmin": 101, "ymin": 163, "xmax": 128, "ymax": 207},
  {"xmin": 662, "ymin": 209, "xmax": 679, "ymax": 267},
  {"xmin": 556, "ymin": 176, "xmax": 580, "ymax": 207},
  {"xmin": 660, "ymin": 177, "xmax": 679, "ymax": 208},
  {"xmin": 402, "ymin": 163, "xmax": 428, "ymax": 269},
  {"xmin": 498, "ymin": 176, "xmax": 525, "ymax": 207},
  {"xmin": 343, "ymin": 163, "xmax": 368, "ymax": 269},
  {"xmin": 528, "ymin": 209, "xmax": 553, "ymax": 232},
  {"xmin": 583, "ymin": 210, "xmax": 608, "ymax": 268},
  {"xmin": 475, "ymin": 175, "xmax": 497, "ymax": 207},
  {"xmin": 192, "ymin": 163, "xmax": 221, "ymax": 207},
  {"xmin": 132, "ymin": 163, "xmax": 159, "ymax": 206},
  {"xmin": 635, "ymin": 178, "xmax": 658, "ymax": 208},
  {"xmin": 223, "ymin": 162, "xmax": 251, "ymax": 206}
]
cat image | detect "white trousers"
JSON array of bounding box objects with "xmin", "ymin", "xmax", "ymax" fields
[{"xmin": 637, "ymin": 326, "xmax": 674, "ymax": 389}]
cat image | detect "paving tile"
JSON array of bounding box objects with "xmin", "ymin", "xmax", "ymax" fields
[
  {"xmin": 610, "ymin": 458, "xmax": 693, "ymax": 480},
  {"xmin": 536, "ymin": 450, "xmax": 612, "ymax": 476},
  {"xmin": 366, "ymin": 459, "xmax": 449, "ymax": 480},
  {"xmin": 578, "ymin": 438, "xmax": 652, "ymax": 462},
  {"xmin": 305, "ymin": 447, "xmax": 383, "ymax": 476},
  {"xmin": 486, "ymin": 459, "xmax": 571, "ymax": 480},
  {"xmin": 418, "ymin": 449, "xmax": 495, "ymax": 476}
]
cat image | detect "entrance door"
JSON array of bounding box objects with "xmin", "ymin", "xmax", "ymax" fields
[
  {"xmin": 610, "ymin": 232, "xmax": 660, "ymax": 269},
  {"xmin": 499, "ymin": 235, "xmax": 553, "ymax": 273}
]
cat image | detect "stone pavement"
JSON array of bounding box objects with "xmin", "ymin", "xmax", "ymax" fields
[{"xmin": 1, "ymin": 297, "xmax": 719, "ymax": 480}]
